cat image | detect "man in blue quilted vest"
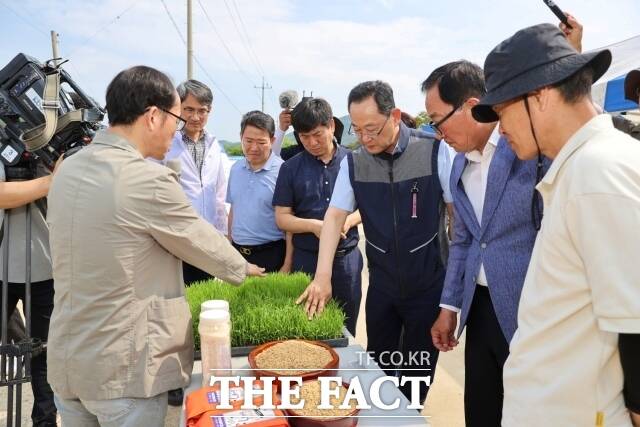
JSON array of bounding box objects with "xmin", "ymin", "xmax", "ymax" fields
[{"xmin": 297, "ymin": 80, "xmax": 454, "ymax": 404}]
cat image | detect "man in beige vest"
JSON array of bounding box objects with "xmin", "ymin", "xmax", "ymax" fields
[{"xmin": 46, "ymin": 65, "xmax": 264, "ymax": 427}]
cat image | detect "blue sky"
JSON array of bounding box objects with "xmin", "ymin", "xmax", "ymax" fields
[{"xmin": 1, "ymin": 0, "xmax": 638, "ymax": 141}]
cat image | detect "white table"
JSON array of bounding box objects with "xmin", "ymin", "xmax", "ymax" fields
[{"xmin": 180, "ymin": 343, "xmax": 430, "ymax": 427}]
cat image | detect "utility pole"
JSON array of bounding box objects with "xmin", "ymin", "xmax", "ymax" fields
[
  {"xmin": 187, "ymin": 0, "xmax": 193, "ymax": 79},
  {"xmin": 50, "ymin": 30, "xmax": 60, "ymax": 66},
  {"xmin": 254, "ymin": 76, "xmax": 272, "ymax": 112}
]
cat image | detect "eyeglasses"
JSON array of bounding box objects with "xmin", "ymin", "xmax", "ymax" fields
[
  {"xmin": 159, "ymin": 108, "xmax": 187, "ymax": 131},
  {"xmin": 348, "ymin": 115, "xmax": 390, "ymax": 139},
  {"xmin": 428, "ymin": 106, "xmax": 459, "ymax": 137},
  {"xmin": 183, "ymin": 107, "xmax": 210, "ymax": 118}
]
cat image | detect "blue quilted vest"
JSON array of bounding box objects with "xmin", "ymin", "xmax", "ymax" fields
[{"xmin": 348, "ymin": 123, "xmax": 445, "ymax": 297}]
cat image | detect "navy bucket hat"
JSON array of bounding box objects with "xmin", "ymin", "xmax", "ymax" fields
[{"xmin": 472, "ymin": 23, "xmax": 611, "ymax": 123}]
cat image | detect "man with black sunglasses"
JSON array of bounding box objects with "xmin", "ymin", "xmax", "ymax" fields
[{"xmin": 423, "ymin": 60, "xmax": 548, "ymax": 427}]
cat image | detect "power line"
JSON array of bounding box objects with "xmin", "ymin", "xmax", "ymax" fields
[
  {"xmin": 0, "ymin": 1, "xmax": 48, "ymax": 37},
  {"xmin": 230, "ymin": 0, "xmax": 265, "ymax": 76},
  {"xmin": 192, "ymin": 55, "xmax": 244, "ymax": 113},
  {"xmin": 66, "ymin": 1, "xmax": 140, "ymax": 60},
  {"xmin": 196, "ymin": 0, "xmax": 262, "ymax": 100},
  {"xmin": 160, "ymin": 0, "xmax": 187, "ymax": 43},
  {"xmin": 159, "ymin": 0, "xmax": 242, "ymax": 114},
  {"xmin": 219, "ymin": 0, "xmax": 264, "ymax": 77}
]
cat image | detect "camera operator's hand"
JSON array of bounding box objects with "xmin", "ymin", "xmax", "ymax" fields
[
  {"xmin": 279, "ymin": 109, "xmax": 292, "ymax": 132},
  {"xmin": 560, "ymin": 12, "xmax": 583, "ymax": 53},
  {"xmin": 0, "ymin": 155, "xmax": 64, "ymax": 209},
  {"xmin": 52, "ymin": 156, "xmax": 64, "ymax": 176},
  {"xmin": 41, "ymin": 156, "xmax": 65, "ymax": 188}
]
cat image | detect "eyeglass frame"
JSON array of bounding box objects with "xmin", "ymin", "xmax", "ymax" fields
[
  {"xmin": 158, "ymin": 107, "xmax": 187, "ymax": 131},
  {"xmin": 428, "ymin": 105, "xmax": 460, "ymax": 136},
  {"xmin": 183, "ymin": 106, "xmax": 211, "ymax": 118},
  {"xmin": 348, "ymin": 115, "xmax": 390, "ymax": 139}
]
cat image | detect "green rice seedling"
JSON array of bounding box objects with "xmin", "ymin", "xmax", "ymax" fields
[{"xmin": 185, "ymin": 273, "xmax": 346, "ymax": 349}]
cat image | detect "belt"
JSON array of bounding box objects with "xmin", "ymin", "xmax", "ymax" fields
[{"xmin": 232, "ymin": 239, "xmax": 284, "ymax": 256}]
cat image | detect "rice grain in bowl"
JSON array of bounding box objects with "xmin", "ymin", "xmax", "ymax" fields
[
  {"xmin": 249, "ymin": 340, "xmax": 339, "ymax": 379},
  {"xmin": 286, "ymin": 379, "xmax": 359, "ymax": 427}
]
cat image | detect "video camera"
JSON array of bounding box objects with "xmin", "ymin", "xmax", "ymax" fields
[{"xmin": 0, "ymin": 53, "xmax": 104, "ymax": 180}]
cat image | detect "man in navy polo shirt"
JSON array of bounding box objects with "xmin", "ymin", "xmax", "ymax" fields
[
  {"xmin": 273, "ymin": 98, "xmax": 363, "ymax": 335},
  {"xmin": 227, "ymin": 111, "xmax": 291, "ymax": 272}
]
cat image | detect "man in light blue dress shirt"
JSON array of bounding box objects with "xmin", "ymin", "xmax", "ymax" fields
[{"xmin": 227, "ymin": 111, "xmax": 291, "ymax": 272}]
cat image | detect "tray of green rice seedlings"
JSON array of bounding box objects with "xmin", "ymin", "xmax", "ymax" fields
[{"xmin": 186, "ymin": 273, "xmax": 349, "ymax": 357}]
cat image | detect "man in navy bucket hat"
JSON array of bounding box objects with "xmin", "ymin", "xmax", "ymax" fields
[{"xmin": 472, "ymin": 23, "xmax": 640, "ymax": 426}]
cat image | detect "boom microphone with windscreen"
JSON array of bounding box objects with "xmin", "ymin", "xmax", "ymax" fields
[{"xmin": 278, "ymin": 90, "xmax": 299, "ymax": 110}]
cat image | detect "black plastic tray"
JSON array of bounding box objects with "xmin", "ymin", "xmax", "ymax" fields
[{"xmin": 195, "ymin": 329, "xmax": 350, "ymax": 360}]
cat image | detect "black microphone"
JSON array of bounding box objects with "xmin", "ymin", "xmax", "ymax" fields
[
  {"xmin": 542, "ymin": 0, "xmax": 572, "ymax": 29},
  {"xmin": 278, "ymin": 90, "xmax": 299, "ymax": 110}
]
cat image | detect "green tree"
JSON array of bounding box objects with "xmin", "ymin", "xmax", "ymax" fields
[{"xmin": 415, "ymin": 111, "xmax": 431, "ymax": 128}]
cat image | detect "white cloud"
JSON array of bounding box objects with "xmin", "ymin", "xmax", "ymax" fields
[{"xmin": 2, "ymin": 0, "xmax": 639, "ymax": 139}]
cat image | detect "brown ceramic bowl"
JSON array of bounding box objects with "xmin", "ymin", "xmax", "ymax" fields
[
  {"xmin": 285, "ymin": 380, "xmax": 360, "ymax": 427},
  {"xmin": 248, "ymin": 339, "xmax": 340, "ymax": 383}
]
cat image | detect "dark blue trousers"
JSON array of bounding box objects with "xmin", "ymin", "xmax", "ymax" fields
[
  {"xmin": 365, "ymin": 283, "xmax": 442, "ymax": 404},
  {"xmin": 292, "ymin": 247, "xmax": 363, "ymax": 336}
]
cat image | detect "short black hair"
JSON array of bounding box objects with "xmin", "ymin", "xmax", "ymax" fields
[
  {"xmin": 421, "ymin": 60, "xmax": 486, "ymax": 108},
  {"xmin": 552, "ymin": 65, "xmax": 594, "ymax": 104},
  {"xmin": 291, "ymin": 98, "xmax": 333, "ymax": 133},
  {"xmin": 347, "ymin": 80, "xmax": 395, "ymax": 115},
  {"xmin": 240, "ymin": 110, "xmax": 275, "ymax": 138},
  {"xmin": 105, "ymin": 66, "xmax": 175, "ymax": 126}
]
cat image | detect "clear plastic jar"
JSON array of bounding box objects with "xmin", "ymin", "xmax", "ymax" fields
[
  {"xmin": 200, "ymin": 299, "xmax": 229, "ymax": 313},
  {"xmin": 199, "ymin": 309, "xmax": 232, "ymax": 388}
]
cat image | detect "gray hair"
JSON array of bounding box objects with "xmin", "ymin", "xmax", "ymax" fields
[{"xmin": 176, "ymin": 79, "xmax": 213, "ymax": 106}]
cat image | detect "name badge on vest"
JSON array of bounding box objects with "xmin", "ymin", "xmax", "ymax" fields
[{"xmin": 411, "ymin": 180, "xmax": 419, "ymax": 219}]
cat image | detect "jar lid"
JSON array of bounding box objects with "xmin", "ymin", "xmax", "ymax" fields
[
  {"xmin": 199, "ymin": 309, "xmax": 230, "ymax": 322},
  {"xmin": 201, "ymin": 300, "xmax": 229, "ymax": 312}
]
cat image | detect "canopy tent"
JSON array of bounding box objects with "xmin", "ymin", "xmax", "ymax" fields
[{"xmin": 590, "ymin": 34, "xmax": 640, "ymax": 112}]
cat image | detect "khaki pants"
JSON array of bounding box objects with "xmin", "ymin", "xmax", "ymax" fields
[{"xmin": 54, "ymin": 392, "xmax": 168, "ymax": 427}]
